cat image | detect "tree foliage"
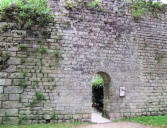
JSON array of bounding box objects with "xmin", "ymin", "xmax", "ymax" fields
[{"xmin": 92, "ymin": 74, "xmax": 104, "ymax": 87}]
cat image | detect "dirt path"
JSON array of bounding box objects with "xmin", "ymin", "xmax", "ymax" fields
[{"xmin": 79, "ymin": 122, "xmax": 152, "ymax": 128}]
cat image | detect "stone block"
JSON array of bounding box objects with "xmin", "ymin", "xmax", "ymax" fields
[
  {"xmin": 2, "ymin": 101, "xmax": 22, "ymax": 109},
  {"xmin": 64, "ymin": 115, "xmax": 72, "ymax": 120},
  {"xmin": 11, "ymin": 30, "xmax": 26, "ymax": 38},
  {"xmin": 0, "ymin": 109, "xmax": 5, "ymax": 116},
  {"xmin": 83, "ymin": 114, "xmax": 91, "ymax": 119},
  {"xmin": 0, "ymin": 109, "xmax": 18, "ymax": 116},
  {"xmin": 57, "ymin": 115, "xmax": 64, "ymax": 120},
  {"xmin": 44, "ymin": 115, "xmax": 51, "ymax": 119},
  {"xmin": 19, "ymin": 109, "xmax": 31, "ymax": 115},
  {"xmin": 0, "ymin": 79, "xmax": 11, "ymax": 86},
  {"xmin": 9, "ymin": 94, "xmax": 19, "ymax": 101},
  {"xmin": 73, "ymin": 114, "xmax": 82, "ymax": 119},
  {"xmin": 3, "ymin": 117, "xmax": 19, "ymax": 124},
  {"xmin": 0, "ymin": 94, "xmax": 8, "ymax": 101},
  {"xmin": 7, "ymin": 109, "xmax": 18, "ymax": 116},
  {"xmin": 0, "ymin": 86, "xmax": 3, "ymax": 93},
  {"xmin": 5, "ymin": 65, "xmax": 16, "ymax": 73},
  {"xmin": 0, "ymin": 73, "xmax": 7, "ymax": 78},
  {"xmin": 8, "ymin": 47, "xmax": 18, "ymax": 52},
  {"xmin": 9, "ymin": 73, "xmax": 23, "ymax": 79},
  {"xmin": 4, "ymin": 86, "xmax": 23, "ymax": 93},
  {"xmin": 7, "ymin": 57, "xmax": 20, "ymax": 65}
]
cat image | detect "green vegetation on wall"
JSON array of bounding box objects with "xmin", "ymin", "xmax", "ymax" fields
[
  {"xmin": 0, "ymin": 0, "xmax": 66, "ymax": 123},
  {"xmin": 29, "ymin": 92, "xmax": 46, "ymax": 107},
  {"xmin": 88, "ymin": 0, "xmax": 102, "ymax": 9},
  {"xmin": 0, "ymin": 50, "xmax": 10, "ymax": 71},
  {"xmin": 1, "ymin": 23, "xmax": 9, "ymax": 32},
  {"xmin": 0, "ymin": 0, "xmax": 53, "ymax": 29},
  {"xmin": 18, "ymin": 78, "xmax": 27, "ymax": 89},
  {"xmin": 65, "ymin": 0, "xmax": 77, "ymax": 10},
  {"xmin": 130, "ymin": 0, "xmax": 166, "ymax": 19},
  {"xmin": 64, "ymin": 0, "xmax": 103, "ymax": 11}
]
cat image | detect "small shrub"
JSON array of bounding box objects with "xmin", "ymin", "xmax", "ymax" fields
[
  {"xmin": 18, "ymin": 78, "xmax": 27, "ymax": 89},
  {"xmin": 38, "ymin": 47, "xmax": 48, "ymax": 54},
  {"xmin": 147, "ymin": 1, "xmax": 164, "ymax": 13},
  {"xmin": 65, "ymin": 0, "xmax": 77, "ymax": 10},
  {"xmin": 25, "ymin": 19, "xmax": 34, "ymax": 29},
  {"xmin": 20, "ymin": 58, "xmax": 26, "ymax": 64},
  {"xmin": 42, "ymin": 31, "xmax": 51, "ymax": 38},
  {"xmin": 35, "ymin": 92, "xmax": 46, "ymax": 100},
  {"xmin": 3, "ymin": 112, "xmax": 10, "ymax": 122},
  {"xmin": 29, "ymin": 98, "xmax": 37, "ymax": 107},
  {"xmin": 54, "ymin": 50, "xmax": 63, "ymax": 58},
  {"xmin": 19, "ymin": 115, "xmax": 28, "ymax": 124},
  {"xmin": 0, "ymin": 51, "xmax": 10, "ymax": 71},
  {"xmin": 20, "ymin": 70, "xmax": 27, "ymax": 77},
  {"xmin": 51, "ymin": 78, "xmax": 55, "ymax": 82},
  {"xmin": 39, "ymin": 68, "xmax": 43, "ymax": 74},
  {"xmin": 32, "ymin": 80, "xmax": 39, "ymax": 89},
  {"xmin": 1, "ymin": 23, "xmax": 10, "ymax": 32},
  {"xmin": 19, "ymin": 95, "xmax": 22, "ymax": 103},
  {"xmin": 56, "ymin": 35, "xmax": 63, "ymax": 42},
  {"xmin": 18, "ymin": 44, "xmax": 27, "ymax": 51},
  {"xmin": 37, "ymin": 39, "xmax": 46, "ymax": 44},
  {"xmin": 155, "ymin": 53, "xmax": 164, "ymax": 63},
  {"xmin": 29, "ymin": 92, "xmax": 46, "ymax": 107},
  {"xmin": 49, "ymin": 64, "xmax": 52, "ymax": 68},
  {"xmin": 88, "ymin": 0, "xmax": 103, "ymax": 11},
  {"xmin": 51, "ymin": 112, "xmax": 57, "ymax": 120}
]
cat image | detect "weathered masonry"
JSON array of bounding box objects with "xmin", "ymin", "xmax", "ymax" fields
[{"xmin": 1, "ymin": 0, "xmax": 167, "ymax": 124}]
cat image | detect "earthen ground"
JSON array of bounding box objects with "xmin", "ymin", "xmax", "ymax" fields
[{"xmin": 79, "ymin": 122, "xmax": 152, "ymax": 128}]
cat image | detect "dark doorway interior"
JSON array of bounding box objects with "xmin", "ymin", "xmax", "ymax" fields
[{"xmin": 92, "ymin": 74, "xmax": 104, "ymax": 112}]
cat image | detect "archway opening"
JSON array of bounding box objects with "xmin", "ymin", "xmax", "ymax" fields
[{"xmin": 92, "ymin": 72, "xmax": 111, "ymax": 119}]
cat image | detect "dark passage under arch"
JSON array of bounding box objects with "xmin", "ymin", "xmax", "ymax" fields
[{"xmin": 92, "ymin": 72, "xmax": 111, "ymax": 118}]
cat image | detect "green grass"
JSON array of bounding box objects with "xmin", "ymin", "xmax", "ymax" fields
[
  {"xmin": 0, "ymin": 122, "xmax": 85, "ymax": 128},
  {"xmin": 121, "ymin": 115, "xmax": 167, "ymax": 127}
]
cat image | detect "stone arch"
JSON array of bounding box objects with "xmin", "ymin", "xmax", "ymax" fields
[{"xmin": 95, "ymin": 71, "xmax": 111, "ymax": 118}]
